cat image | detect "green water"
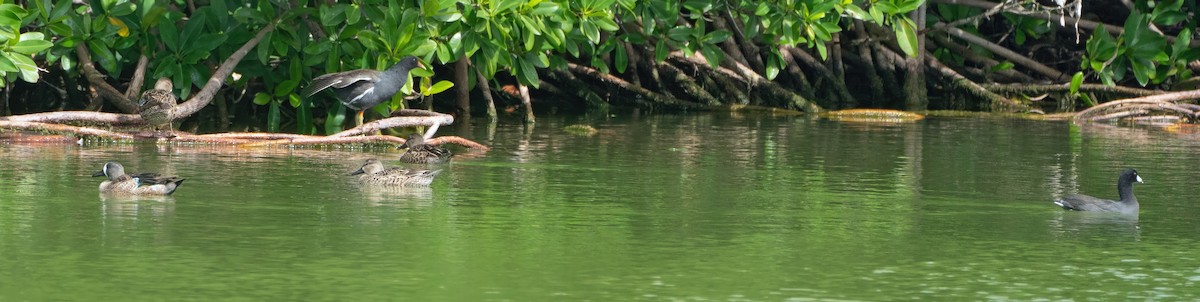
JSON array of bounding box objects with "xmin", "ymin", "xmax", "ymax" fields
[{"xmin": 2, "ymin": 114, "xmax": 1199, "ymax": 300}]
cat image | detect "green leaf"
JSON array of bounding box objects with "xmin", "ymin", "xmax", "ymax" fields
[
  {"xmin": 699, "ymin": 44, "xmax": 722, "ymax": 68},
  {"xmin": 868, "ymin": 6, "xmax": 883, "ymax": 24},
  {"xmin": 6, "ymin": 52, "xmax": 38, "ymax": 83},
  {"xmin": 614, "ymin": 42, "xmax": 627, "ymax": 73},
  {"xmin": 1130, "ymin": 58, "xmax": 1154, "ymax": 86},
  {"xmin": 755, "ymin": 3, "xmax": 770, "ymax": 16},
  {"xmin": 1171, "ymin": 28, "xmax": 1192, "ymax": 59},
  {"xmin": 296, "ymin": 94, "xmax": 312, "ymax": 133},
  {"xmin": 423, "ymin": 80, "xmax": 454, "ymax": 96},
  {"xmin": 11, "ymin": 38, "xmax": 52, "ymax": 55},
  {"xmin": 765, "ymin": 52, "xmax": 780, "ymax": 80},
  {"xmin": 893, "ymin": 17, "xmax": 919, "ymax": 57},
  {"xmin": 159, "ymin": 16, "xmax": 179, "ymax": 53},
  {"xmin": 592, "ymin": 16, "xmax": 619, "ymax": 31},
  {"xmin": 704, "ymin": 30, "xmax": 731, "ymax": 44},
  {"xmin": 0, "ymin": 4, "xmax": 28, "ymax": 28},
  {"xmin": 0, "ymin": 53, "xmax": 16, "ymax": 72},
  {"xmin": 655, "ymin": 39, "xmax": 668, "ymax": 62},
  {"xmin": 667, "ymin": 27, "xmax": 691, "ymax": 42},
  {"xmin": 109, "ymin": 1, "xmax": 135, "ymax": 16},
  {"xmin": 516, "ymin": 56, "xmax": 539, "ymax": 87},
  {"xmin": 325, "ymin": 105, "xmax": 346, "ymax": 135},
  {"xmin": 289, "ymin": 93, "xmax": 302, "ymax": 107},
  {"xmin": 531, "ymin": 2, "xmax": 559, "ymax": 15},
  {"xmin": 180, "ymin": 12, "xmax": 208, "ymax": 49},
  {"xmin": 844, "ymin": 5, "xmax": 869, "ymax": 20},
  {"xmin": 1123, "ymin": 13, "xmax": 1165, "ymax": 59},
  {"xmin": 582, "ymin": 20, "xmax": 599, "ymax": 43},
  {"xmin": 1069, "ymin": 71, "xmax": 1083, "ymax": 94},
  {"xmin": 86, "ymin": 39, "xmax": 118, "ymax": 72},
  {"xmin": 253, "ymin": 92, "xmax": 271, "ymax": 105},
  {"xmin": 267, "ymin": 100, "xmax": 281, "ymax": 132},
  {"xmin": 256, "ymin": 31, "xmax": 272, "ymax": 64},
  {"xmin": 989, "ymin": 61, "xmax": 1014, "ymax": 72},
  {"xmin": 276, "ymin": 78, "xmax": 300, "ymax": 97}
]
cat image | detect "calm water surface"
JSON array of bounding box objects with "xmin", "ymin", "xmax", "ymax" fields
[{"xmin": 2, "ymin": 114, "xmax": 1200, "ymax": 300}]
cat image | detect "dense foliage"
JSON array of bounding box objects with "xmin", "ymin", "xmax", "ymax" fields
[{"xmin": 0, "ymin": 0, "xmax": 1196, "ymax": 133}]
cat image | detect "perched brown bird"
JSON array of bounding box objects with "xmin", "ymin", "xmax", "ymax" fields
[
  {"xmin": 398, "ymin": 134, "xmax": 452, "ymax": 164},
  {"xmin": 139, "ymin": 77, "xmax": 177, "ymax": 132}
]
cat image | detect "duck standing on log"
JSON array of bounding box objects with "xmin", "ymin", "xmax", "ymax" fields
[
  {"xmin": 139, "ymin": 77, "xmax": 177, "ymax": 133},
  {"xmin": 303, "ymin": 56, "xmax": 425, "ymax": 127}
]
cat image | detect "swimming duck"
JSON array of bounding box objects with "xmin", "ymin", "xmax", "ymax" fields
[
  {"xmin": 398, "ymin": 133, "xmax": 452, "ymax": 164},
  {"xmin": 349, "ymin": 159, "xmax": 441, "ymax": 186},
  {"xmin": 303, "ymin": 56, "xmax": 424, "ymax": 126},
  {"xmin": 139, "ymin": 77, "xmax": 176, "ymax": 131},
  {"xmin": 92, "ymin": 161, "xmax": 186, "ymax": 195},
  {"xmin": 1054, "ymin": 168, "xmax": 1143, "ymax": 215}
]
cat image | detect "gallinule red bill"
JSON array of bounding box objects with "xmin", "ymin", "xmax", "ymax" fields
[
  {"xmin": 303, "ymin": 56, "xmax": 425, "ymax": 126},
  {"xmin": 1054, "ymin": 168, "xmax": 1143, "ymax": 215}
]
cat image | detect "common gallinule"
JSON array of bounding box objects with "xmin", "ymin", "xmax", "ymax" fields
[
  {"xmin": 1054, "ymin": 168, "xmax": 1143, "ymax": 215},
  {"xmin": 93, "ymin": 161, "xmax": 186, "ymax": 195},
  {"xmin": 348, "ymin": 158, "xmax": 441, "ymax": 186},
  {"xmin": 139, "ymin": 77, "xmax": 177, "ymax": 131},
  {"xmin": 398, "ymin": 133, "xmax": 452, "ymax": 164},
  {"xmin": 303, "ymin": 56, "xmax": 425, "ymax": 126}
]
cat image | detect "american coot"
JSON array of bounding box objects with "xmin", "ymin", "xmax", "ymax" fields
[
  {"xmin": 1054, "ymin": 168, "xmax": 1143, "ymax": 215},
  {"xmin": 303, "ymin": 56, "xmax": 424, "ymax": 126},
  {"xmin": 92, "ymin": 162, "xmax": 186, "ymax": 195},
  {"xmin": 398, "ymin": 134, "xmax": 452, "ymax": 164},
  {"xmin": 348, "ymin": 159, "xmax": 441, "ymax": 186}
]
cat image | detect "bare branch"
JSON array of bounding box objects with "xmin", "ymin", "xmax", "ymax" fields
[
  {"xmin": 0, "ymin": 121, "xmax": 134, "ymax": 139},
  {"xmin": 171, "ymin": 19, "xmax": 279, "ymax": 120},
  {"xmin": 75, "ymin": 44, "xmax": 139, "ymax": 113}
]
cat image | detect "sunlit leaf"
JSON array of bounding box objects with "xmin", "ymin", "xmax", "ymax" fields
[
  {"xmin": 893, "ymin": 17, "xmax": 919, "ymax": 57},
  {"xmin": 253, "ymin": 92, "xmax": 271, "ymax": 105},
  {"xmin": 267, "ymin": 100, "xmax": 281, "ymax": 132},
  {"xmin": 423, "ymin": 80, "xmax": 454, "ymax": 96},
  {"xmin": 12, "ymin": 33, "xmax": 52, "ymax": 55},
  {"xmin": 6, "ymin": 53, "xmax": 38, "ymax": 83},
  {"xmin": 1069, "ymin": 72, "xmax": 1084, "ymax": 94}
]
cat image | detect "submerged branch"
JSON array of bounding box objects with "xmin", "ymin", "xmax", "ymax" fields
[
  {"xmin": 926, "ymin": 54, "xmax": 1031, "ymax": 112},
  {"xmin": 982, "ymin": 83, "xmax": 1163, "ymax": 98},
  {"xmin": 0, "ymin": 121, "xmax": 134, "ymax": 139},
  {"xmin": 328, "ymin": 110, "xmax": 454, "ymax": 138},
  {"xmin": 1074, "ymin": 89, "xmax": 1200, "ymax": 123}
]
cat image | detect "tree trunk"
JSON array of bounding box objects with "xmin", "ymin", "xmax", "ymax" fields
[
  {"xmin": 852, "ymin": 20, "xmax": 886, "ymax": 106},
  {"xmin": 474, "ymin": 69, "xmax": 498, "ymax": 121},
  {"xmin": 903, "ymin": 5, "xmax": 929, "ymax": 111},
  {"xmin": 518, "ymin": 84, "xmax": 534, "ymax": 124},
  {"xmin": 455, "ymin": 56, "xmax": 470, "ymax": 119},
  {"xmin": 776, "ymin": 47, "xmax": 817, "ymax": 101}
]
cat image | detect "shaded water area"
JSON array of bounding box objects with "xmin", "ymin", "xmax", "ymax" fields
[{"xmin": 3, "ymin": 114, "xmax": 1200, "ymax": 300}]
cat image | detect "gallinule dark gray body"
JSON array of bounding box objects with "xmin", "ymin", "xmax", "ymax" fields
[
  {"xmin": 398, "ymin": 133, "xmax": 452, "ymax": 164},
  {"xmin": 1054, "ymin": 168, "xmax": 1143, "ymax": 215},
  {"xmin": 303, "ymin": 56, "xmax": 423, "ymax": 126},
  {"xmin": 139, "ymin": 78, "xmax": 176, "ymax": 131}
]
